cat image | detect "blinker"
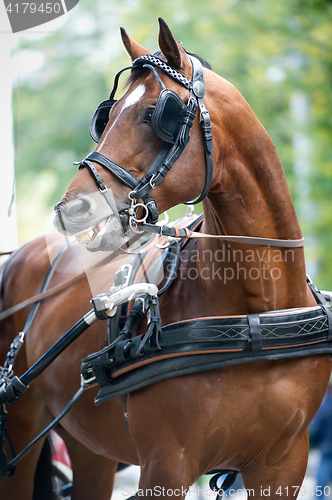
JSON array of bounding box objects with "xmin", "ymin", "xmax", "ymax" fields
[
  {"xmin": 151, "ymin": 89, "xmax": 186, "ymax": 144},
  {"xmin": 90, "ymin": 88, "xmax": 186, "ymax": 145},
  {"xmin": 89, "ymin": 99, "xmax": 116, "ymax": 143},
  {"xmin": 89, "ymin": 62, "xmax": 188, "ymax": 145}
]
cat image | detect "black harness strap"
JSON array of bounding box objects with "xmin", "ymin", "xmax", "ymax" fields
[
  {"xmin": 323, "ymin": 305, "xmax": 332, "ymax": 341},
  {"xmin": 6, "ymin": 387, "xmax": 84, "ymax": 475},
  {"xmin": 0, "ymin": 405, "xmax": 9, "ymax": 479},
  {"xmin": 247, "ymin": 313, "xmax": 262, "ymax": 351},
  {"xmin": 185, "ymin": 56, "xmax": 213, "ymax": 205},
  {"xmin": 307, "ymin": 276, "xmax": 332, "ymax": 340},
  {"xmin": 83, "ymin": 152, "xmax": 138, "ymax": 190},
  {"xmin": 77, "ymin": 158, "xmax": 122, "ymax": 225}
]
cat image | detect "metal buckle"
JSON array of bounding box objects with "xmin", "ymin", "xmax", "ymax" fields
[
  {"xmin": 149, "ymin": 174, "xmax": 158, "ymax": 189},
  {"xmin": 80, "ymin": 368, "xmax": 97, "ymax": 388},
  {"xmin": 128, "ymin": 191, "xmax": 149, "ymax": 232}
]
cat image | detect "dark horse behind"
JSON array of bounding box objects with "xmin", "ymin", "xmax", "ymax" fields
[{"xmin": 1, "ymin": 18, "xmax": 332, "ymax": 500}]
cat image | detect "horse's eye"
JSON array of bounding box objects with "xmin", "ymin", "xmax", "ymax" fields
[{"xmin": 143, "ymin": 108, "xmax": 154, "ymax": 124}]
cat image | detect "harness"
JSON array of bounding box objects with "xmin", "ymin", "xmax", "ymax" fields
[
  {"xmin": 74, "ymin": 233, "xmax": 332, "ymax": 404},
  {"xmin": 1, "ymin": 219, "xmax": 332, "ymax": 492},
  {"xmin": 1, "ymin": 51, "xmax": 332, "ymax": 497},
  {"xmin": 78, "ymin": 53, "xmax": 213, "ymax": 229}
]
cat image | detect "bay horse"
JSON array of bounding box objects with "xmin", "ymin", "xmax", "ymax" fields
[{"xmin": 1, "ymin": 18, "xmax": 331, "ymax": 500}]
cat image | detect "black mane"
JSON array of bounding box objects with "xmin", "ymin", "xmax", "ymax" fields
[{"xmin": 182, "ymin": 48, "xmax": 214, "ymax": 72}]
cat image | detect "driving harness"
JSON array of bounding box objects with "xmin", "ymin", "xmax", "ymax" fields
[
  {"xmin": 72, "ymin": 52, "xmax": 305, "ymax": 250},
  {"xmin": 80, "ymin": 238, "xmax": 332, "ymax": 405},
  {"xmin": 1, "ymin": 51, "xmax": 332, "ymax": 495}
]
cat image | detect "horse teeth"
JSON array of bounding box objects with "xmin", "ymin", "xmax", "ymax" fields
[
  {"xmin": 75, "ymin": 228, "xmax": 94, "ymax": 245},
  {"xmin": 74, "ymin": 218, "xmax": 109, "ymax": 246}
]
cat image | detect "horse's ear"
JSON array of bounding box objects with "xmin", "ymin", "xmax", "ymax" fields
[
  {"xmin": 158, "ymin": 18, "xmax": 191, "ymax": 74},
  {"xmin": 120, "ymin": 27, "xmax": 151, "ymax": 61}
]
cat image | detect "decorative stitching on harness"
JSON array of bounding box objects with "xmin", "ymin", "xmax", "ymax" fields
[
  {"xmin": 133, "ymin": 55, "xmax": 193, "ymax": 90},
  {"xmin": 261, "ymin": 317, "xmax": 328, "ymax": 338},
  {"xmin": 184, "ymin": 315, "xmax": 329, "ymax": 341}
]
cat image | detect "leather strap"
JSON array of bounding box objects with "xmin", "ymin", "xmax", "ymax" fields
[
  {"xmin": 185, "ymin": 56, "xmax": 213, "ymax": 205},
  {"xmin": 0, "ymin": 233, "xmax": 143, "ymax": 323},
  {"xmin": 247, "ymin": 313, "xmax": 262, "ymax": 350},
  {"xmin": 130, "ymin": 143, "xmax": 174, "ymax": 200},
  {"xmin": 190, "ymin": 231, "xmax": 305, "ymax": 248},
  {"xmin": 95, "ymin": 340, "xmax": 332, "ymax": 405},
  {"xmin": 140, "ymin": 223, "xmax": 305, "ymax": 248},
  {"xmin": 0, "ymin": 271, "xmax": 89, "ymax": 323},
  {"xmin": 322, "ymin": 305, "xmax": 332, "ymax": 340},
  {"xmin": 79, "ymin": 158, "xmax": 122, "ymax": 225},
  {"xmin": 84, "ymin": 152, "xmax": 138, "ymax": 190}
]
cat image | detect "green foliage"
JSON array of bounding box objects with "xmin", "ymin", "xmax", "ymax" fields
[{"xmin": 14, "ymin": 0, "xmax": 332, "ymax": 287}]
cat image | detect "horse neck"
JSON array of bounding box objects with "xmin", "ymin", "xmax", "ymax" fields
[{"xmin": 198, "ymin": 79, "xmax": 313, "ymax": 313}]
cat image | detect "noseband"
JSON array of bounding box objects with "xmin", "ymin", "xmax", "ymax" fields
[{"xmin": 77, "ymin": 53, "xmax": 213, "ymax": 230}]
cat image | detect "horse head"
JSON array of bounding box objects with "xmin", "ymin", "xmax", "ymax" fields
[
  {"xmin": 53, "ymin": 18, "xmax": 211, "ymax": 252},
  {"xmin": 53, "ymin": 18, "xmax": 308, "ymax": 311}
]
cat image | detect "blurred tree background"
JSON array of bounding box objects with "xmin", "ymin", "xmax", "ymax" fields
[{"xmin": 12, "ymin": 0, "xmax": 332, "ymax": 287}]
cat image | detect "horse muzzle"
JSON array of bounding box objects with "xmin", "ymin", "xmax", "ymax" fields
[{"xmin": 53, "ymin": 195, "xmax": 124, "ymax": 252}]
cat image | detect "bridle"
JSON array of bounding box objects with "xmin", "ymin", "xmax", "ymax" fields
[
  {"xmin": 77, "ymin": 53, "xmax": 214, "ymax": 231},
  {"xmin": 71, "ymin": 53, "xmax": 305, "ymax": 250}
]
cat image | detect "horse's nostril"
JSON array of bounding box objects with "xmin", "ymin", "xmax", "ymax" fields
[
  {"xmin": 78, "ymin": 199, "xmax": 90, "ymax": 215},
  {"xmin": 66, "ymin": 197, "xmax": 95, "ymax": 219},
  {"xmin": 54, "ymin": 201, "xmax": 62, "ymax": 211}
]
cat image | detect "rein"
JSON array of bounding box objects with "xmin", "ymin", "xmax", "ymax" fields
[
  {"xmin": 0, "ymin": 269, "xmax": 87, "ymax": 323},
  {"xmin": 140, "ymin": 223, "xmax": 305, "ymax": 248},
  {"xmin": 0, "ymin": 217, "xmax": 304, "ymax": 325},
  {"xmin": 0, "ymin": 232, "xmax": 145, "ymax": 324}
]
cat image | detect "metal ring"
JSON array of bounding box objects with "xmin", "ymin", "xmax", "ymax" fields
[{"xmin": 132, "ymin": 203, "xmax": 149, "ymax": 223}]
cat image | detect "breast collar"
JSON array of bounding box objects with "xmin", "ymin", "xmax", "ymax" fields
[{"xmin": 77, "ymin": 53, "xmax": 214, "ymax": 229}]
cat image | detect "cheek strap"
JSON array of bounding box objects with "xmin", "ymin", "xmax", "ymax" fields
[{"xmin": 77, "ymin": 159, "xmax": 122, "ymax": 226}]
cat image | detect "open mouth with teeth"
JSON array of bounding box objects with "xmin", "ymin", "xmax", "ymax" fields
[
  {"xmin": 75, "ymin": 217, "xmax": 109, "ymax": 246},
  {"xmin": 73, "ymin": 215, "xmax": 123, "ymax": 252}
]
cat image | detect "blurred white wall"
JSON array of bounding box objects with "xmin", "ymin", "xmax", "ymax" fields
[{"xmin": 0, "ymin": 6, "xmax": 18, "ymax": 254}]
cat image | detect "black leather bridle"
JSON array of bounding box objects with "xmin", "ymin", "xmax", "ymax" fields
[{"xmin": 77, "ymin": 53, "xmax": 214, "ymax": 230}]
